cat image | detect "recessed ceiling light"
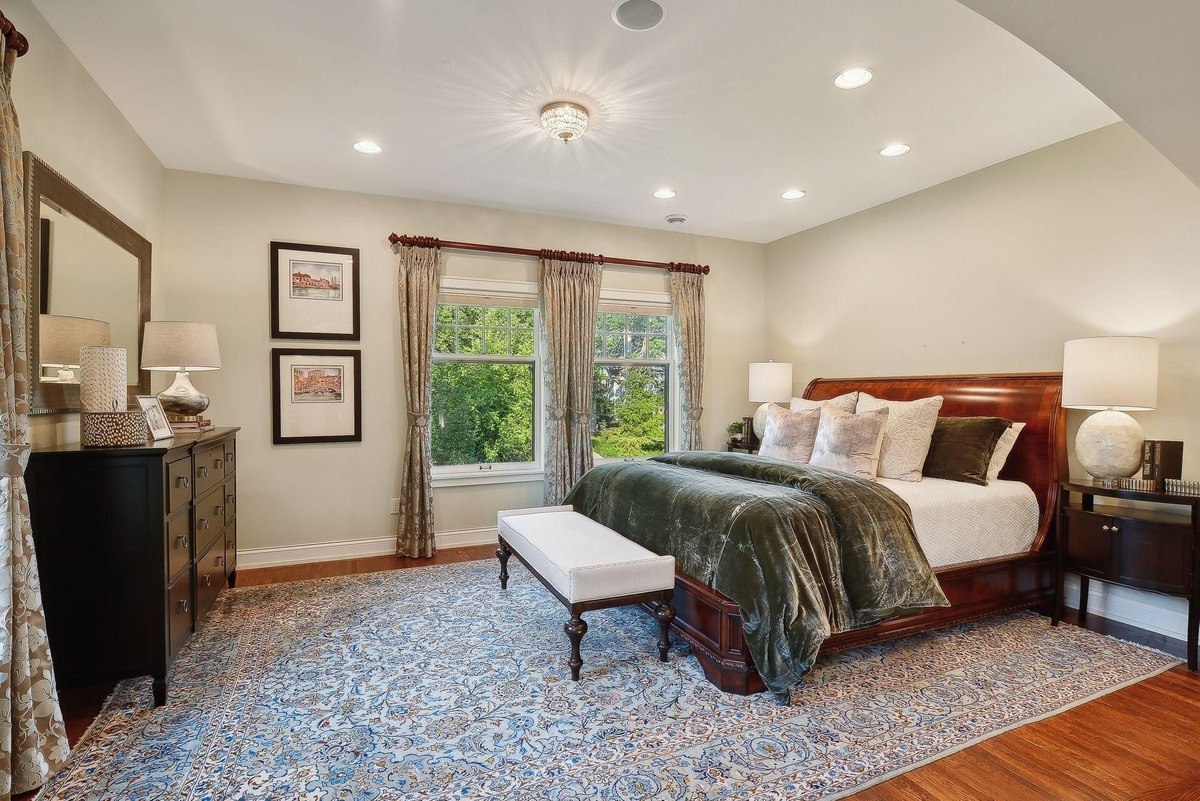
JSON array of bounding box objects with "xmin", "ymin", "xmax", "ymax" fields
[
  {"xmin": 352, "ymin": 140, "xmax": 382, "ymax": 155},
  {"xmin": 833, "ymin": 67, "xmax": 873, "ymax": 90},
  {"xmin": 540, "ymin": 102, "xmax": 590, "ymax": 142},
  {"xmin": 612, "ymin": 0, "xmax": 665, "ymax": 32},
  {"xmin": 781, "ymin": 189, "xmax": 807, "ymax": 200},
  {"xmin": 880, "ymin": 143, "xmax": 911, "ymax": 157},
  {"xmin": 653, "ymin": 188, "xmax": 677, "ymax": 199}
]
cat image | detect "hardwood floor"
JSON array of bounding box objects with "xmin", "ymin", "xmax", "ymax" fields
[{"xmin": 31, "ymin": 547, "xmax": 1200, "ymax": 800}]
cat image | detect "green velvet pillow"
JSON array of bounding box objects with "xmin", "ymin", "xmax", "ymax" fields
[{"xmin": 922, "ymin": 417, "xmax": 1013, "ymax": 485}]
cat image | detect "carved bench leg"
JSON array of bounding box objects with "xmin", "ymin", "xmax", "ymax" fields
[
  {"xmin": 496, "ymin": 541, "xmax": 511, "ymax": 590},
  {"xmin": 654, "ymin": 600, "xmax": 676, "ymax": 662},
  {"xmin": 564, "ymin": 613, "xmax": 587, "ymax": 680}
]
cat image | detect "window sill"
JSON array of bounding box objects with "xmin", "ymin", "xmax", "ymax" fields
[{"xmin": 432, "ymin": 469, "xmax": 545, "ymax": 489}]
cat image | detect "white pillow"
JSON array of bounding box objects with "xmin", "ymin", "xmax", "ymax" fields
[
  {"xmin": 791, "ymin": 391, "xmax": 858, "ymax": 414},
  {"xmin": 855, "ymin": 393, "xmax": 944, "ymax": 482},
  {"xmin": 809, "ymin": 403, "xmax": 889, "ymax": 479},
  {"xmin": 759, "ymin": 405, "xmax": 821, "ymax": 463},
  {"xmin": 986, "ymin": 422, "xmax": 1026, "ymax": 481}
]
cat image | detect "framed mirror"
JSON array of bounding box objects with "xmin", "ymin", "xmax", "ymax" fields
[{"xmin": 23, "ymin": 152, "xmax": 152, "ymax": 414}]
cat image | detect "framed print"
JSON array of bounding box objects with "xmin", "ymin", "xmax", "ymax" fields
[
  {"xmin": 136, "ymin": 395, "xmax": 174, "ymax": 440},
  {"xmin": 270, "ymin": 241, "xmax": 360, "ymax": 340},
  {"xmin": 271, "ymin": 348, "xmax": 362, "ymax": 444}
]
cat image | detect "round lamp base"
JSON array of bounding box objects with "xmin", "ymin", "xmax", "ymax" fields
[
  {"xmin": 1076, "ymin": 409, "xmax": 1144, "ymax": 483},
  {"xmin": 157, "ymin": 370, "xmax": 210, "ymax": 417}
]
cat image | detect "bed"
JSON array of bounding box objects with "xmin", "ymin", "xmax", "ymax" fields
[{"xmin": 573, "ymin": 372, "xmax": 1066, "ymax": 696}]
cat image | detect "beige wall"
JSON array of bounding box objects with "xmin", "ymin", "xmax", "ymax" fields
[
  {"xmin": 160, "ymin": 170, "xmax": 766, "ymax": 554},
  {"xmin": 11, "ymin": 0, "xmax": 167, "ymax": 445},
  {"xmin": 765, "ymin": 122, "xmax": 1200, "ymax": 637}
]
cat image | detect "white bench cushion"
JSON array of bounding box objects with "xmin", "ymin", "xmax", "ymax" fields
[{"xmin": 497, "ymin": 506, "xmax": 675, "ymax": 603}]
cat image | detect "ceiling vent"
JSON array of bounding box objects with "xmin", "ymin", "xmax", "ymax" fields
[
  {"xmin": 665, "ymin": 213, "xmax": 687, "ymax": 225},
  {"xmin": 612, "ymin": 0, "xmax": 665, "ymax": 32}
]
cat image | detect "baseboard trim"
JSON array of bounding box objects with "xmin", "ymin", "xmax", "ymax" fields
[
  {"xmin": 237, "ymin": 527, "xmax": 498, "ymax": 569},
  {"xmin": 1062, "ymin": 574, "xmax": 1189, "ymax": 642}
]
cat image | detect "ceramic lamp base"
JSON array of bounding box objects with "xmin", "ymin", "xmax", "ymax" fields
[
  {"xmin": 157, "ymin": 370, "xmax": 210, "ymax": 418},
  {"xmin": 1076, "ymin": 409, "xmax": 1144, "ymax": 484}
]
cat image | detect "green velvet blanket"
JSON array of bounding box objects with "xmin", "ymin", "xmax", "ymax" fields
[{"xmin": 563, "ymin": 451, "xmax": 949, "ymax": 698}]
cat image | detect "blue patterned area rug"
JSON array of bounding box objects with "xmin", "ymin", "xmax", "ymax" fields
[{"xmin": 39, "ymin": 560, "xmax": 1176, "ymax": 800}]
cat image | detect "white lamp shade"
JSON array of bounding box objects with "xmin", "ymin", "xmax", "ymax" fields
[
  {"xmin": 1062, "ymin": 336, "xmax": 1158, "ymax": 411},
  {"xmin": 141, "ymin": 321, "xmax": 221, "ymax": 371},
  {"xmin": 39, "ymin": 314, "xmax": 110, "ymax": 367},
  {"xmin": 749, "ymin": 361, "xmax": 793, "ymax": 403}
]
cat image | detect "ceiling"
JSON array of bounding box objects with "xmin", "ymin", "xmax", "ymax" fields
[{"xmin": 32, "ymin": 0, "xmax": 1118, "ymax": 243}]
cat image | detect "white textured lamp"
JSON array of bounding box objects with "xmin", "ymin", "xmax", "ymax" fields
[
  {"xmin": 141, "ymin": 321, "xmax": 221, "ymax": 420},
  {"xmin": 748, "ymin": 361, "xmax": 793, "ymax": 444},
  {"xmin": 39, "ymin": 314, "xmax": 110, "ymax": 382},
  {"xmin": 1063, "ymin": 336, "xmax": 1159, "ymax": 486}
]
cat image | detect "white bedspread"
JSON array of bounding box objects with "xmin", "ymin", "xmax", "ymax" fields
[{"xmin": 876, "ymin": 477, "xmax": 1039, "ymax": 568}]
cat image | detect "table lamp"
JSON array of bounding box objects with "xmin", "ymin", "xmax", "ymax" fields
[
  {"xmin": 1062, "ymin": 336, "xmax": 1158, "ymax": 486},
  {"xmin": 748, "ymin": 361, "xmax": 793, "ymax": 447},
  {"xmin": 141, "ymin": 321, "xmax": 221, "ymax": 420},
  {"xmin": 39, "ymin": 314, "xmax": 110, "ymax": 383}
]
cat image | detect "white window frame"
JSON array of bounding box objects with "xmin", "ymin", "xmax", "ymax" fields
[{"xmin": 431, "ymin": 277, "xmax": 543, "ymax": 488}]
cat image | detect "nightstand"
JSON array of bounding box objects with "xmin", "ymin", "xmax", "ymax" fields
[
  {"xmin": 725, "ymin": 441, "xmax": 758, "ymax": 455},
  {"xmin": 1053, "ymin": 479, "xmax": 1198, "ymax": 671}
]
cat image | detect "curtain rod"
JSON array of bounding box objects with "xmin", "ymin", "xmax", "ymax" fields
[
  {"xmin": 388, "ymin": 233, "xmax": 710, "ymax": 275},
  {"xmin": 0, "ymin": 10, "xmax": 29, "ymax": 57}
]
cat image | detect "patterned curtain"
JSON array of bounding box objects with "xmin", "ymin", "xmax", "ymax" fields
[
  {"xmin": 539, "ymin": 252, "xmax": 602, "ymax": 505},
  {"xmin": 0, "ymin": 43, "xmax": 71, "ymax": 795},
  {"xmin": 395, "ymin": 239, "xmax": 441, "ymax": 558},
  {"xmin": 670, "ymin": 268, "xmax": 706, "ymax": 450}
]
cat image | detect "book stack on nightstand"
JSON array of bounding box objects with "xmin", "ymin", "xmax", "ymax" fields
[{"xmin": 1053, "ymin": 479, "xmax": 1198, "ymax": 672}]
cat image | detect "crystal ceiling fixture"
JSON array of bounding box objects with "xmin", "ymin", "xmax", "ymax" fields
[{"xmin": 540, "ymin": 102, "xmax": 590, "ymax": 142}]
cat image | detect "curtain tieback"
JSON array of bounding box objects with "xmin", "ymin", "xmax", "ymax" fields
[
  {"xmin": 568, "ymin": 408, "xmax": 593, "ymax": 425},
  {"xmin": 548, "ymin": 408, "xmax": 567, "ymax": 422},
  {"xmin": 407, "ymin": 412, "xmax": 431, "ymax": 428},
  {"xmin": 682, "ymin": 406, "xmax": 704, "ymax": 421},
  {"xmin": 2, "ymin": 442, "xmax": 31, "ymax": 477}
]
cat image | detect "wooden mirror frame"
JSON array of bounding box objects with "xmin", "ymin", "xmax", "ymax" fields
[{"xmin": 23, "ymin": 152, "xmax": 152, "ymax": 414}]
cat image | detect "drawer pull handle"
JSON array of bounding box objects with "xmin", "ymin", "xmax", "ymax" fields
[
  {"xmin": 199, "ymin": 466, "xmax": 209, "ymax": 478},
  {"xmin": 215, "ymin": 555, "xmax": 225, "ymax": 566},
  {"xmin": 199, "ymin": 518, "xmax": 210, "ymax": 530},
  {"xmin": 175, "ymin": 533, "xmax": 187, "ymax": 549},
  {"xmin": 228, "ymin": 453, "xmax": 235, "ymax": 463},
  {"xmin": 226, "ymin": 494, "xmax": 234, "ymax": 505},
  {"xmin": 1111, "ymin": 526, "xmax": 1119, "ymax": 533},
  {"xmin": 215, "ymin": 459, "xmax": 224, "ymax": 469},
  {"xmin": 201, "ymin": 574, "xmax": 211, "ymax": 588},
  {"xmin": 1101, "ymin": 525, "xmax": 1111, "ymax": 531},
  {"xmin": 177, "ymin": 476, "xmax": 190, "ymax": 489},
  {"xmin": 177, "ymin": 599, "xmax": 189, "ymax": 614},
  {"xmin": 215, "ymin": 505, "xmax": 224, "ymax": 516}
]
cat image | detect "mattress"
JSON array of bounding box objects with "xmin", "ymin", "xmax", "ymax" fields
[{"xmin": 876, "ymin": 477, "xmax": 1039, "ymax": 568}]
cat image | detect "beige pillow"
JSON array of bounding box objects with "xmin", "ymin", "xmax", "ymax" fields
[
  {"xmin": 791, "ymin": 391, "xmax": 858, "ymax": 414},
  {"xmin": 856, "ymin": 393, "xmax": 944, "ymax": 482},
  {"xmin": 759, "ymin": 405, "xmax": 821, "ymax": 463},
  {"xmin": 986, "ymin": 422, "xmax": 1026, "ymax": 481},
  {"xmin": 809, "ymin": 403, "xmax": 889, "ymax": 479}
]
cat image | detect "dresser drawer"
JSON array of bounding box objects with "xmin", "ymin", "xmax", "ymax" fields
[
  {"xmin": 224, "ymin": 517, "xmax": 237, "ymax": 577},
  {"xmin": 167, "ymin": 455, "xmax": 193, "ymax": 514},
  {"xmin": 195, "ymin": 539, "xmax": 226, "ymax": 624},
  {"xmin": 1116, "ymin": 520, "xmax": 1193, "ymax": 594},
  {"xmin": 223, "ymin": 439, "xmax": 236, "ymax": 475},
  {"xmin": 194, "ymin": 491, "xmax": 224, "ymax": 557},
  {"xmin": 1063, "ymin": 510, "xmax": 1115, "ymax": 577},
  {"xmin": 168, "ymin": 571, "xmax": 193, "ymax": 659},
  {"xmin": 166, "ymin": 511, "xmax": 191, "ymax": 582},
  {"xmin": 221, "ymin": 477, "xmax": 236, "ymax": 528},
  {"xmin": 194, "ymin": 443, "xmax": 225, "ymax": 497}
]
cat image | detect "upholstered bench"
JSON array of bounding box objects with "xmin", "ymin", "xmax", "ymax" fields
[{"xmin": 496, "ymin": 506, "xmax": 677, "ymax": 681}]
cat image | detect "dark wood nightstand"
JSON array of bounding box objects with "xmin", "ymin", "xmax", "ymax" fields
[
  {"xmin": 1053, "ymin": 479, "xmax": 1198, "ymax": 671},
  {"xmin": 725, "ymin": 440, "xmax": 758, "ymax": 455}
]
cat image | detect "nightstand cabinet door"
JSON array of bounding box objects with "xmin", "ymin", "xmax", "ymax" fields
[
  {"xmin": 1117, "ymin": 520, "xmax": 1193, "ymax": 595},
  {"xmin": 1063, "ymin": 509, "xmax": 1115, "ymax": 577}
]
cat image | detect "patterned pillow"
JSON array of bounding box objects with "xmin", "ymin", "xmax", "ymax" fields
[
  {"xmin": 809, "ymin": 403, "xmax": 889, "ymax": 479},
  {"xmin": 758, "ymin": 404, "xmax": 821, "ymax": 463},
  {"xmin": 855, "ymin": 393, "xmax": 944, "ymax": 482},
  {"xmin": 986, "ymin": 422, "xmax": 1026, "ymax": 481},
  {"xmin": 790, "ymin": 391, "xmax": 858, "ymax": 414}
]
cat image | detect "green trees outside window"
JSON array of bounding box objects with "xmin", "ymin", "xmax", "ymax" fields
[{"xmin": 592, "ymin": 311, "xmax": 670, "ymax": 460}]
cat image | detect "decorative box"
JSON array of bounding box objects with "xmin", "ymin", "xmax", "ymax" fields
[{"xmin": 81, "ymin": 410, "xmax": 149, "ymax": 448}]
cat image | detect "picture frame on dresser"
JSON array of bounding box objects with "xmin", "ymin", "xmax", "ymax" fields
[
  {"xmin": 269, "ymin": 241, "xmax": 360, "ymax": 340},
  {"xmin": 271, "ymin": 347, "xmax": 362, "ymax": 444}
]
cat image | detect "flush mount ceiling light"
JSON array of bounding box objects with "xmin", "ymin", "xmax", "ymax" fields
[
  {"xmin": 780, "ymin": 189, "xmax": 807, "ymax": 200},
  {"xmin": 612, "ymin": 0, "xmax": 665, "ymax": 31},
  {"xmin": 833, "ymin": 67, "xmax": 874, "ymax": 90},
  {"xmin": 880, "ymin": 143, "xmax": 911, "ymax": 157},
  {"xmin": 540, "ymin": 102, "xmax": 589, "ymax": 142},
  {"xmin": 653, "ymin": 188, "xmax": 677, "ymax": 199},
  {"xmin": 352, "ymin": 140, "xmax": 383, "ymax": 155}
]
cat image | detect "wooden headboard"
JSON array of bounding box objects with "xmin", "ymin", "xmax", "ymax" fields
[{"xmin": 804, "ymin": 372, "xmax": 1067, "ymax": 551}]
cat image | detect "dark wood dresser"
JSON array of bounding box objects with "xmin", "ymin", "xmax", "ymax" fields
[{"xmin": 27, "ymin": 427, "xmax": 240, "ymax": 706}]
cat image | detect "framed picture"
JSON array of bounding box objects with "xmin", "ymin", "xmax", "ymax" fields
[
  {"xmin": 136, "ymin": 395, "xmax": 174, "ymax": 441},
  {"xmin": 270, "ymin": 241, "xmax": 360, "ymax": 340},
  {"xmin": 271, "ymin": 348, "xmax": 362, "ymax": 444}
]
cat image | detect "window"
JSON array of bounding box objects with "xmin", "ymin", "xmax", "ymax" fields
[
  {"xmin": 592, "ymin": 311, "xmax": 671, "ymax": 461},
  {"xmin": 431, "ymin": 303, "xmax": 539, "ymax": 477}
]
